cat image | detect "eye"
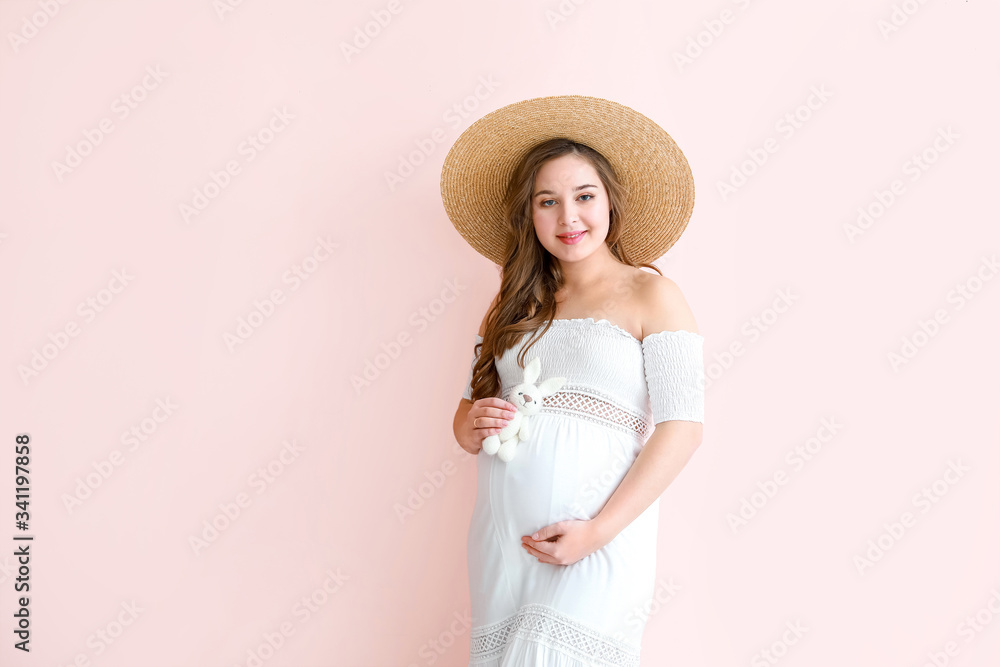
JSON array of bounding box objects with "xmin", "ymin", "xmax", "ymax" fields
[
  {"xmin": 579, "ymin": 194, "xmax": 593, "ymax": 201},
  {"xmin": 540, "ymin": 199, "xmax": 555, "ymax": 207}
]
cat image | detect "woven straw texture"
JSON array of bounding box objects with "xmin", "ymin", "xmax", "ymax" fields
[{"xmin": 439, "ymin": 94, "xmax": 695, "ymax": 266}]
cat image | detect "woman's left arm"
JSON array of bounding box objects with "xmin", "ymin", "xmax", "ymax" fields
[
  {"xmin": 591, "ymin": 420, "xmax": 703, "ymax": 547},
  {"xmin": 521, "ymin": 274, "xmax": 705, "ymax": 563},
  {"xmin": 520, "ymin": 418, "xmax": 703, "ymax": 564},
  {"xmin": 593, "ymin": 275, "xmax": 704, "ymax": 545}
]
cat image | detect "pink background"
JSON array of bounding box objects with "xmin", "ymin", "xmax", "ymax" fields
[{"xmin": 1, "ymin": 1, "xmax": 998, "ymax": 665}]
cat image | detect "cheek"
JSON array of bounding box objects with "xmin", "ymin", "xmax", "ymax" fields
[
  {"xmin": 589, "ymin": 204, "xmax": 610, "ymax": 223},
  {"xmin": 589, "ymin": 208, "xmax": 611, "ymax": 233},
  {"xmin": 532, "ymin": 209, "xmax": 558, "ymax": 237},
  {"xmin": 532, "ymin": 206, "xmax": 553, "ymax": 225}
]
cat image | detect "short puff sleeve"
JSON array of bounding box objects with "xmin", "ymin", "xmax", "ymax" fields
[
  {"xmin": 462, "ymin": 334, "xmax": 484, "ymax": 401},
  {"xmin": 641, "ymin": 330, "xmax": 705, "ymax": 424}
]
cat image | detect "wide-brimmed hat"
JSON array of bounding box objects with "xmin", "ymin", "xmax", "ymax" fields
[{"xmin": 439, "ymin": 94, "xmax": 695, "ymax": 266}]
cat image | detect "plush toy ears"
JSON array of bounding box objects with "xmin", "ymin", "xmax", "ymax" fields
[
  {"xmin": 524, "ymin": 357, "xmax": 567, "ymax": 397},
  {"xmin": 536, "ymin": 375, "xmax": 567, "ymax": 397},
  {"xmin": 523, "ymin": 357, "xmax": 542, "ymax": 384}
]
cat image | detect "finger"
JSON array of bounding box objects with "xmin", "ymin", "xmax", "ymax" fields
[
  {"xmin": 521, "ymin": 542, "xmax": 556, "ymax": 564},
  {"xmin": 474, "ymin": 410, "xmax": 514, "ymax": 431},
  {"xmin": 481, "ymin": 397, "xmax": 519, "ymax": 413},
  {"xmin": 530, "ymin": 526, "xmax": 555, "ymax": 541},
  {"xmin": 476, "ymin": 414, "xmax": 510, "ymax": 428},
  {"xmin": 485, "ymin": 406, "xmax": 517, "ymax": 421},
  {"xmin": 524, "ymin": 539, "xmax": 554, "ymax": 556},
  {"xmin": 473, "ymin": 417, "xmax": 507, "ymax": 433}
]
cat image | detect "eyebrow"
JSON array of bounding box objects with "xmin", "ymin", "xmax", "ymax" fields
[{"xmin": 533, "ymin": 184, "xmax": 599, "ymax": 197}]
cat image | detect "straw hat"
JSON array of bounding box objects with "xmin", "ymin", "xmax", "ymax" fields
[{"xmin": 439, "ymin": 94, "xmax": 695, "ymax": 266}]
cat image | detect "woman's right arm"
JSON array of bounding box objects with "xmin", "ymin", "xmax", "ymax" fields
[
  {"xmin": 454, "ymin": 400, "xmax": 476, "ymax": 454},
  {"xmin": 453, "ymin": 291, "xmax": 515, "ymax": 454}
]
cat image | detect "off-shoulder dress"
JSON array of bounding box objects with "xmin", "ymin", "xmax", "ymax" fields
[{"xmin": 461, "ymin": 317, "xmax": 705, "ymax": 667}]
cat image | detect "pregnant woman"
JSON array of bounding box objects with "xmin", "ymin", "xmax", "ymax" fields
[{"xmin": 442, "ymin": 95, "xmax": 705, "ymax": 666}]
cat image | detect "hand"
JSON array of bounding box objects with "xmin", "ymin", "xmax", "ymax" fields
[
  {"xmin": 520, "ymin": 519, "xmax": 611, "ymax": 566},
  {"xmin": 458, "ymin": 398, "xmax": 517, "ymax": 455}
]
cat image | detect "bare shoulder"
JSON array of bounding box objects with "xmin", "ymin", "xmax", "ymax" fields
[{"xmin": 636, "ymin": 272, "xmax": 699, "ymax": 339}]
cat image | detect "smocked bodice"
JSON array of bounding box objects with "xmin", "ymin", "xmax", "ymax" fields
[{"xmin": 463, "ymin": 317, "xmax": 705, "ymax": 443}]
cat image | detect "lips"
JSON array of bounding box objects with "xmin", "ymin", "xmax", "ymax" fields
[{"xmin": 557, "ymin": 230, "xmax": 587, "ymax": 245}]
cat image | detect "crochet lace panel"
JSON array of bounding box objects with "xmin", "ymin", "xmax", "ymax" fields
[
  {"xmin": 464, "ymin": 328, "xmax": 706, "ymax": 426},
  {"xmin": 501, "ymin": 384, "xmax": 651, "ymax": 439},
  {"xmin": 470, "ymin": 603, "xmax": 640, "ymax": 666}
]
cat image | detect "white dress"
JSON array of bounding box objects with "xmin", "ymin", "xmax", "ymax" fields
[{"xmin": 461, "ymin": 317, "xmax": 705, "ymax": 666}]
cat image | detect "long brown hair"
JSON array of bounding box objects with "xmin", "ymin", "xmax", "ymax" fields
[{"xmin": 467, "ymin": 138, "xmax": 663, "ymax": 402}]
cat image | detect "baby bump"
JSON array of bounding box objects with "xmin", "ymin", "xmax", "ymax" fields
[{"xmin": 484, "ymin": 415, "xmax": 641, "ymax": 535}]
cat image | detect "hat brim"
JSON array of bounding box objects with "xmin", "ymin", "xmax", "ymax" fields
[{"xmin": 440, "ymin": 94, "xmax": 695, "ymax": 266}]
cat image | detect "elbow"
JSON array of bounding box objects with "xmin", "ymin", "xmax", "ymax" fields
[
  {"xmin": 691, "ymin": 421, "xmax": 703, "ymax": 447},
  {"xmin": 649, "ymin": 419, "xmax": 702, "ymax": 451},
  {"xmin": 689, "ymin": 421, "xmax": 704, "ymax": 451},
  {"xmin": 679, "ymin": 428, "xmax": 703, "ymax": 455}
]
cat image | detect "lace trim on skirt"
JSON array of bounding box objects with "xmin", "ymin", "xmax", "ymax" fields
[{"xmin": 470, "ymin": 603, "xmax": 640, "ymax": 666}]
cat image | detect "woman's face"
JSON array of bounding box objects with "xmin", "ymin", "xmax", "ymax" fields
[{"xmin": 530, "ymin": 154, "xmax": 611, "ymax": 263}]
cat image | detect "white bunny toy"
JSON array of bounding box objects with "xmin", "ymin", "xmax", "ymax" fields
[{"xmin": 481, "ymin": 356, "xmax": 566, "ymax": 462}]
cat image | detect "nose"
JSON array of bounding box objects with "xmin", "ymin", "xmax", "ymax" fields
[
  {"xmin": 560, "ymin": 205, "xmax": 579, "ymax": 225},
  {"xmin": 523, "ymin": 394, "xmax": 533, "ymax": 403}
]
